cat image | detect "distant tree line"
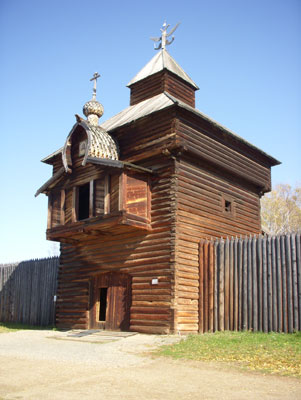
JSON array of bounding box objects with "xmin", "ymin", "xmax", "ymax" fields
[{"xmin": 261, "ymin": 184, "xmax": 301, "ymax": 234}]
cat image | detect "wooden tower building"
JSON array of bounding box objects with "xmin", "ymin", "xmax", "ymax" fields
[{"xmin": 36, "ymin": 25, "xmax": 279, "ymax": 334}]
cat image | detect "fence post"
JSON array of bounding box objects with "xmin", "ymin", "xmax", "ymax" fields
[{"xmin": 199, "ymin": 241, "xmax": 204, "ymax": 333}]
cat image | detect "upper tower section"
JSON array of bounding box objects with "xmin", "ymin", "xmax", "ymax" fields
[{"xmin": 127, "ymin": 22, "xmax": 199, "ymax": 107}]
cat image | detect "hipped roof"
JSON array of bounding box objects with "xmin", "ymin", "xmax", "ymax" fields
[{"xmin": 127, "ymin": 49, "xmax": 199, "ymax": 89}]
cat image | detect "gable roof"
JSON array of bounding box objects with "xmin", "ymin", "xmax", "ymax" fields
[
  {"xmin": 99, "ymin": 92, "xmax": 280, "ymax": 166},
  {"xmin": 127, "ymin": 49, "xmax": 199, "ymax": 90},
  {"xmin": 41, "ymin": 92, "xmax": 280, "ymax": 167}
]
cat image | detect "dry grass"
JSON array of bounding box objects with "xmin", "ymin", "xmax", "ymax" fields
[{"xmin": 158, "ymin": 331, "xmax": 301, "ymax": 377}]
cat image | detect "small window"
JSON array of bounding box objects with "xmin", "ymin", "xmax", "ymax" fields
[
  {"xmin": 221, "ymin": 194, "xmax": 235, "ymax": 217},
  {"xmin": 78, "ymin": 183, "xmax": 90, "ymax": 220},
  {"xmin": 224, "ymin": 200, "xmax": 232, "ymax": 213}
]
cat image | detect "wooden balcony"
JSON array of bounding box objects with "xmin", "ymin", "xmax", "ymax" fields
[
  {"xmin": 47, "ymin": 210, "xmax": 151, "ymax": 243},
  {"xmin": 46, "ymin": 169, "xmax": 151, "ymax": 243}
]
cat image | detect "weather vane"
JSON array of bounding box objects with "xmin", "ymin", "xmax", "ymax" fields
[
  {"xmin": 90, "ymin": 72, "xmax": 100, "ymax": 100},
  {"xmin": 150, "ymin": 21, "xmax": 180, "ymax": 50}
]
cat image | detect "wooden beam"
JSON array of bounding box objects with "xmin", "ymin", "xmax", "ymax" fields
[
  {"xmin": 60, "ymin": 189, "xmax": 65, "ymax": 225},
  {"xmin": 89, "ymin": 180, "xmax": 94, "ymax": 218},
  {"xmin": 119, "ymin": 172, "xmax": 126, "ymax": 211},
  {"xmin": 104, "ymin": 175, "xmax": 110, "ymax": 215},
  {"xmin": 47, "ymin": 194, "xmax": 52, "ymax": 230},
  {"xmin": 72, "ymin": 187, "xmax": 78, "ymax": 222}
]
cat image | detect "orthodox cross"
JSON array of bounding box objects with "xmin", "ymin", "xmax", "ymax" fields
[
  {"xmin": 150, "ymin": 21, "xmax": 180, "ymax": 50},
  {"xmin": 90, "ymin": 72, "xmax": 100, "ymax": 100}
]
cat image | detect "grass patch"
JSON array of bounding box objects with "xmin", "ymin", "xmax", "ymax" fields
[
  {"xmin": 0, "ymin": 322, "xmax": 53, "ymax": 333},
  {"xmin": 158, "ymin": 331, "xmax": 301, "ymax": 377}
]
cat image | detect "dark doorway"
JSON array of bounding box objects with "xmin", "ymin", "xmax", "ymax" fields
[
  {"xmin": 99, "ymin": 287, "xmax": 108, "ymax": 321},
  {"xmin": 78, "ymin": 183, "xmax": 90, "ymax": 220},
  {"xmin": 90, "ymin": 272, "xmax": 131, "ymax": 331}
]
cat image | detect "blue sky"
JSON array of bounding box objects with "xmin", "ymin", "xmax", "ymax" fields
[{"xmin": 0, "ymin": 0, "xmax": 300, "ymax": 263}]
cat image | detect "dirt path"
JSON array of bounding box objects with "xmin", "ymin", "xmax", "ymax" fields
[{"xmin": 0, "ymin": 330, "xmax": 300, "ymax": 400}]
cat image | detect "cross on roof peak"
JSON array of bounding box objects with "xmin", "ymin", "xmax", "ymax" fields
[
  {"xmin": 150, "ymin": 21, "xmax": 180, "ymax": 50},
  {"xmin": 90, "ymin": 72, "xmax": 101, "ymax": 100}
]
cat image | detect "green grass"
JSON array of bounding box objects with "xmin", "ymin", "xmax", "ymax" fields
[
  {"xmin": 0, "ymin": 322, "xmax": 54, "ymax": 333},
  {"xmin": 158, "ymin": 331, "xmax": 301, "ymax": 377}
]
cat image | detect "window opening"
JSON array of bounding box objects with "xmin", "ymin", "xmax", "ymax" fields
[
  {"xmin": 78, "ymin": 183, "xmax": 90, "ymax": 220},
  {"xmin": 224, "ymin": 200, "xmax": 232, "ymax": 213},
  {"xmin": 99, "ymin": 288, "xmax": 108, "ymax": 321}
]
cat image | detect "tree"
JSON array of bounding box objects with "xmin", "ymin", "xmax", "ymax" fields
[
  {"xmin": 261, "ymin": 184, "xmax": 301, "ymax": 234},
  {"xmin": 47, "ymin": 241, "xmax": 60, "ymax": 257}
]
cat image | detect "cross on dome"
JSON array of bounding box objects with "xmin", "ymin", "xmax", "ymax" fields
[
  {"xmin": 90, "ymin": 72, "xmax": 101, "ymax": 100},
  {"xmin": 83, "ymin": 72, "xmax": 103, "ymax": 125}
]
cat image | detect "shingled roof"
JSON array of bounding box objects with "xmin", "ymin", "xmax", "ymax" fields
[{"xmin": 62, "ymin": 120, "xmax": 119, "ymax": 172}]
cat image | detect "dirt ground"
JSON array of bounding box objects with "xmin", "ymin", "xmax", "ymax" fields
[{"xmin": 0, "ymin": 330, "xmax": 300, "ymax": 400}]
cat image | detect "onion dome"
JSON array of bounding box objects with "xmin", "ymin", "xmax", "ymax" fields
[{"xmin": 83, "ymin": 100, "xmax": 104, "ymax": 126}]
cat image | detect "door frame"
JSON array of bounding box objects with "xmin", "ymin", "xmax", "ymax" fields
[{"xmin": 89, "ymin": 272, "xmax": 131, "ymax": 331}]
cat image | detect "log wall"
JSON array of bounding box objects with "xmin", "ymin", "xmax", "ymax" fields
[
  {"xmin": 174, "ymin": 158, "xmax": 262, "ymax": 333},
  {"xmin": 177, "ymin": 114, "xmax": 272, "ymax": 191},
  {"xmin": 129, "ymin": 71, "xmax": 195, "ymax": 107},
  {"xmin": 56, "ymin": 159, "xmax": 177, "ymax": 334}
]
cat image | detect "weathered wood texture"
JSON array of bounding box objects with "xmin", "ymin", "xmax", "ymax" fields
[
  {"xmin": 174, "ymin": 157, "xmax": 262, "ymax": 333},
  {"xmin": 177, "ymin": 112, "xmax": 272, "ymax": 192},
  {"xmin": 41, "ymin": 64, "xmax": 279, "ymax": 335},
  {"xmin": 55, "ymin": 159, "xmax": 177, "ymax": 334},
  {"xmin": 0, "ymin": 257, "xmax": 59, "ymax": 326},
  {"xmin": 114, "ymin": 108, "xmax": 178, "ymax": 163},
  {"xmin": 129, "ymin": 70, "xmax": 196, "ymax": 107},
  {"xmin": 199, "ymin": 234, "xmax": 301, "ymax": 333},
  {"xmin": 90, "ymin": 272, "xmax": 131, "ymax": 330}
]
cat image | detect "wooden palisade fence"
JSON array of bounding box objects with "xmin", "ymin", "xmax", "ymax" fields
[
  {"xmin": 199, "ymin": 234, "xmax": 301, "ymax": 333},
  {"xmin": 0, "ymin": 257, "xmax": 59, "ymax": 326}
]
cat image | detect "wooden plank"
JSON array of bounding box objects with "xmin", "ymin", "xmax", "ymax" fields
[
  {"xmin": 262, "ymin": 237, "xmax": 268, "ymax": 332},
  {"xmin": 208, "ymin": 241, "xmax": 214, "ymax": 332},
  {"xmin": 275, "ymin": 235, "xmax": 283, "ymax": 332},
  {"xmin": 47, "ymin": 195, "xmax": 52, "ymax": 229},
  {"xmin": 119, "ymin": 172, "xmax": 126, "ymax": 211},
  {"xmin": 218, "ymin": 240, "xmax": 225, "ymax": 331},
  {"xmin": 229, "ymin": 238, "xmax": 234, "ymax": 330},
  {"xmin": 296, "ymin": 234, "xmax": 301, "ymax": 331},
  {"xmin": 60, "ymin": 189, "xmax": 65, "ymax": 225},
  {"xmin": 257, "ymin": 235, "xmax": 263, "ymax": 332},
  {"xmin": 104, "ymin": 175, "xmax": 110, "ymax": 214},
  {"xmin": 252, "ymin": 236, "xmax": 258, "ymax": 332},
  {"xmin": 203, "ymin": 241, "xmax": 209, "ymax": 333},
  {"xmin": 247, "ymin": 236, "xmax": 252, "ymax": 331},
  {"xmin": 281, "ymin": 235, "xmax": 287, "ymax": 333},
  {"xmin": 290, "ymin": 234, "xmax": 299, "ymax": 331},
  {"xmin": 72, "ymin": 187, "xmax": 77, "ymax": 222},
  {"xmin": 242, "ymin": 238, "xmax": 248, "ymax": 330},
  {"xmin": 224, "ymin": 238, "xmax": 230, "ymax": 330},
  {"xmin": 286, "ymin": 235, "xmax": 293, "ymax": 333},
  {"xmin": 214, "ymin": 241, "xmax": 218, "ymax": 332},
  {"xmin": 89, "ymin": 180, "xmax": 94, "ymax": 218},
  {"xmin": 271, "ymin": 236, "xmax": 278, "ymax": 331},
  {"xmin": 233, "ymin": 237, "xmax": 239, "ymax": 331}
]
